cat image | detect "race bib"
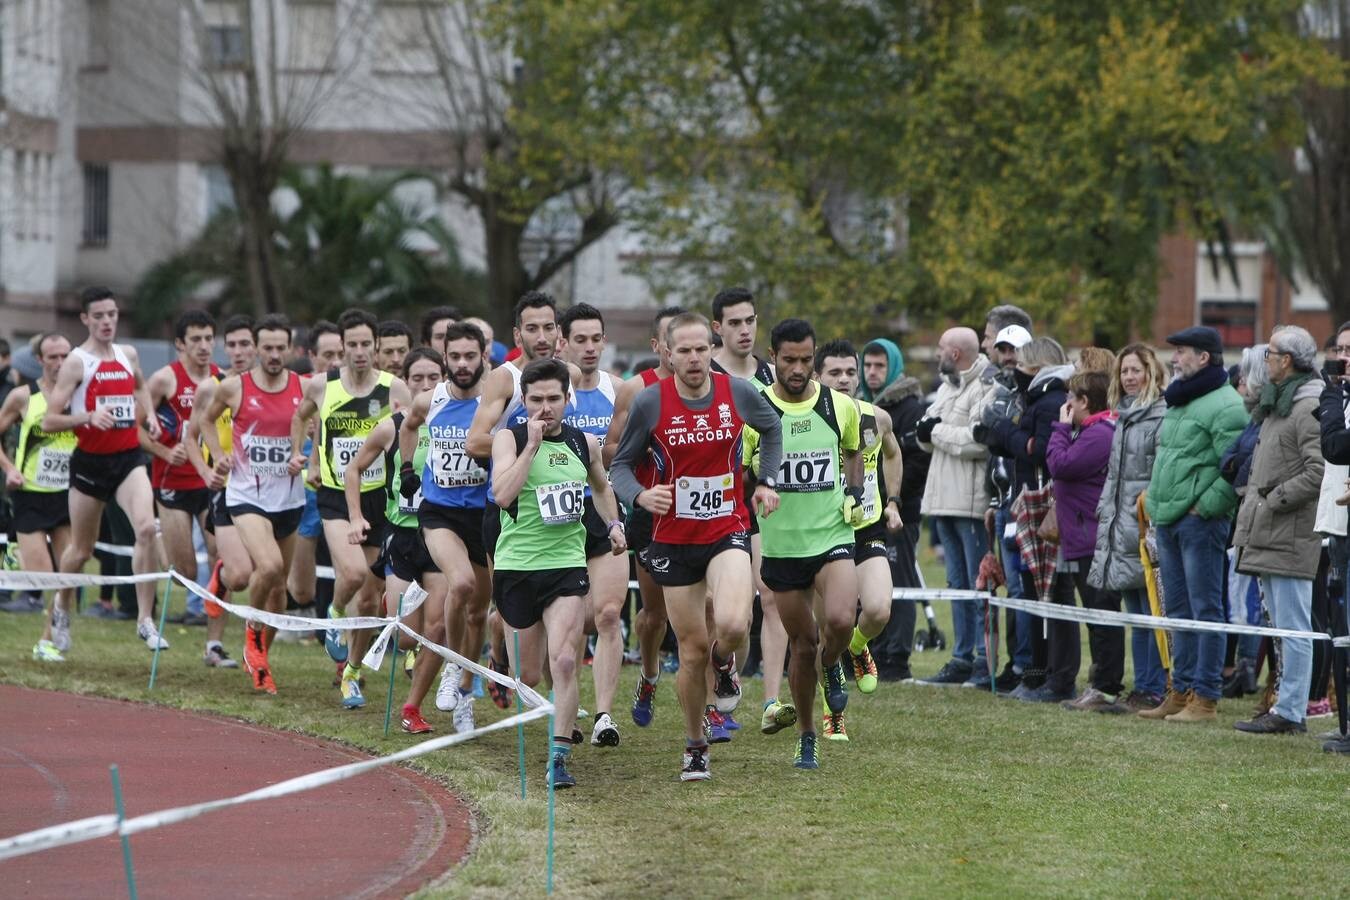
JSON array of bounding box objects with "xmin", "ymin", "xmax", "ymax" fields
[
  {"xmin": 776, "ymin": 449, "xmax": 836, "ymax": 493},
  {"xmin": 675, "ymin": 473, "xmax": 735, "ymax": 520},
  {"xmin": 860, "ymin": 468, "xmax": 879, "ymax": 521},
  {"xmin": 97, "ymin": 394, "xmax": 135, "ymax": 428},
  {"xmin": 244, "ymin": 435, "xmax": 292, "ymax": 477},
  {"xmin": 536, "ymin": 480, "xmax": 584, "ymax": 525},
  {"xmin": 332, "ymin": 436, "xmax": 384, "ymax": 483},
  {"xmin": 398, "ymin": 485, "xmax": 423, "ymax": 516},
  {"xmin": 431, "ymin": 438, "xmax": 486, "ymax": 488},
  {"xmin": 34, "ymin": 446, "xmax": 71, "ymax": 490}
]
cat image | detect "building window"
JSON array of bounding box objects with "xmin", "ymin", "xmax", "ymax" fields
[
  {"xmin": 376, "ymin": 3, "xmax": 439, "ymax": 74},
  {"xmin": 202, "ymin": 164, "xmax": 236, "ymax": 221},
  {"xmin": 85, "ymin": 0, "xmax": 110, "ymax": 69},
  {"xmin": 83, "ymin": 163, "xmax": 110, "ymax": 247},
  {"xmin": 286, "ymin": 1, "xmax": 337, "ymax": 71},
  {"xmin": 203, "ymin": 1, "xmax": 246, "ymax": 68}
]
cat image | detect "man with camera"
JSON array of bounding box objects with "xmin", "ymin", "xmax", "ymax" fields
[{"xmin": 1317, "ymin": 321, "xmax": 1350, "ymax": 754}]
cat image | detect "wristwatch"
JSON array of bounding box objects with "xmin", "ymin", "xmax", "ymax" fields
[
  {"xmin": 760, "ymin": 476, "xmax": 778, "ymax": 490},
  {"xmin": 886, "ymin": 495, "xmax": 901, "ymax": 508}
]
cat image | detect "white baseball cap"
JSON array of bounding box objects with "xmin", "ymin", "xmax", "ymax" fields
[{"xmin": 994, "ymin": 325, "xmax": 1032, "ymax": 349}]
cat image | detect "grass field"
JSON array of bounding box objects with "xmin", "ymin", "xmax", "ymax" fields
[{"xmin": 3, "ymin": 556, "xmax": 1349, "ymax": 898}]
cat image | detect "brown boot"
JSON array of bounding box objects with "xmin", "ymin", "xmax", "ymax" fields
[
  {"xmin": 1138, "ymin": 689, "xmax": 1189, "ymax": 720},
  {"xmin": 1166, "ymin": 693, "xmax": 1218, "ymax": 723}
]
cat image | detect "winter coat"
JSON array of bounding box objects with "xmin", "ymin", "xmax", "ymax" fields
[
  {"xmin": 1220, "ymin": 421, "xmax": 1261, "ymax": 492},
  {"xmin": 1146, "ymin": 379, "xmax": 1248, "ymax": 526},
  {"xmin": 877, "ymin": 375, "xmax": 929, "ymax": 524},
  {"xmin": 1046, "ymin": 415, "xmax": 1115, "ymax": 560},
  {"xmin": 919, "ymin": 355, "xmax": 994, "ymax": 519},
  {"xmin": 1233, "ymin": 380, "xmax": 1325, "ymax": 580},
  {"xmin": 1319, "ymin": 382, "xmax": 1350, "ymax": 465},
  {"xmin": 1088, "ymin": 396, "xmax": 1165, "ymax": 591},
  {"xmin": 984, "ymin": 364, "xmax": 1073, "ymax": 495}
]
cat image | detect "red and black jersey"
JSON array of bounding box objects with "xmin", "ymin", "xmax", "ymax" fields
[
  {"xmin": 152, "ymin": 360, "xmax": 219, "ymax": 490},
  {"xmin": 70, "ymin": 345, "xmax": 140, "ymax": 455}
]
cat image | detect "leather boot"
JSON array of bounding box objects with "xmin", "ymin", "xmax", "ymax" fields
[
  {"xmin": 1166, "ymin": 693, "xmax": 1218, "ymax": 722},
  {"xmin": 1138, "ymin": 689, "xmax": 1190, "ymax": 720}
]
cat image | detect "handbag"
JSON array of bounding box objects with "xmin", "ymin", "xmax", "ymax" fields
[{"xmin": 1037, "ymin": 499, "xmax": 1059, "ymax": 543}]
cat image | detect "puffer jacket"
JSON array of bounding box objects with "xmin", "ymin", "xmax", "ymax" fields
[
  {"xmin": 1233, "ymin": 379, "xmax": 1325, "ymax": 579},
  {"xmin": 919, "ymin": 355, "xmax": 994, "ymax": 518},
  {"xmin": 1046, "ymin": 414, "xmax": 1115, "ymax": 560},
  {"xmin": 1146, "ymin": 378, "xmax": 1248, "ymax": 526},
  {"xmin": 984, "ymin": 364, "xmax": 1073, "ymax": 494},
  {"xmin": 1088, "ymin": 396, "xmax": 1165, "ymax": 591},
  {"xmin": 877, "ymin": 375, "xmax": 929, "ymax": 524}
]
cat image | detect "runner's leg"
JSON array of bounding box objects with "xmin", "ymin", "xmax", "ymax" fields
[
  {"xmin": 774, "ymin": 588, "xmax": 821, "ymax": 735},
  {"xmin": 406, "ymin": 572, "xmax": 449, "ymax": 711},
  {"xmin": 755, "ymin": 533, "xmax": 788, "ymax": 694},
  {"xmin": 113, "ymin": 466, "xmax": 162, "ymax": 622},
  {"xmin": 662, "ymin": 581, "xmax": 713, "ymax": 742},
  {"xmin": 855, "ymin": 555, "xmax": 893, "ymax": 641},
  {"xmin": 588, "ymin": 549, "xmax": 627, "ymax": 715},
  {"xmin": 49, "ymin": 491, "xmax": 104, "ymax": 638},
  {"xmin": 542, "ymin": 594, "xmax": 585, "ymax": 740}
]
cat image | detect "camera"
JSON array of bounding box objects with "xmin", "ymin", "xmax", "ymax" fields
[{"xmin": 1324, "ymin": 358, "xmax": 1346, "ymax": 378}]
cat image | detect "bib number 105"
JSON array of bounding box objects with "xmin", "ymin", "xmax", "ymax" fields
[{"xmin": 537, "ymin": 481, "xmax": 584, "ymax": 525}]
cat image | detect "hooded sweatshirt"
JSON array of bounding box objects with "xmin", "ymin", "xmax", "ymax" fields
[{"xmin": 859, "ymin": 338, "xmax": 905, "ymax": 403}]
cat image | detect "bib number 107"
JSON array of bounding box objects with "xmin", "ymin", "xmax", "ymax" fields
[{"xmin": 777, "ymin": 450, "xmax": 834, "ymax": 492}]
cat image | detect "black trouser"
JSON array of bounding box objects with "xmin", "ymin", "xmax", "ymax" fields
[
  {"xmin": 95, "ymin": 502, "xmax": 138, "ymax": 615},
  {"xmin": 1046, "ymin": 560, "xmax": 1123, "ymax": 695},
  {"xmin": 870, "ymin": 521, "xmax": 920, "ymax": 670}
]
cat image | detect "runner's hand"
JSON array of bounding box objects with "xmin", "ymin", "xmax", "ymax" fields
[
  {"xmin": 753, "ymin": 484, "xmax": 779, "ymax": 518},
  {"xmin": 167, "ymin": 444, "xmax": 189, "ymax": 467},
  {"xmin": 207, "ymin": 457, "xmax": 231, "ymax": 491},
  {"xmin": 88, "ymin": 407, "xmax": 115, "ymax": 430},
  {"xmin": 145, "ymin": 415, "xmax": 162, "ymax": 441},
  {"xmin": 842, "ymin": 486, "xmax": 865, "ymax": 528},
  {"xmin": 4, "ymin": 469, "xmax": 22, "ymax": 489},
  {"xmin": 884, "ymin": 501, "xmax": 902, "ymax": 531},
  {"xmin": 348, "ymin": 516, "xmax": 369, "ymax": 545},
  {"xmin": 526, "ymin": 410, "xmax": 546, "ymax": 449},
  {"xmin": 637, "ymin": 485, "xmax": 673, "ymax": 515},
  {"xmin": 288, "ymin": 453, "xmax": 307, "ymax": 476},
  {"xmin": 399, "ymin": 462, "xmax": 422, "ymax": 500},
  {"xmin": 609, "ymin": 523, "xmax": 627, "ymax": 556},
  {"xmin": 306, "ymin": 465, "xmax": 321, "ymax": 490}
]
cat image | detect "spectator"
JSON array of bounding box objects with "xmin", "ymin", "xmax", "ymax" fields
[
  {"xmin": 1075, "ymin": 346, "xmax": 1115, "ymax": 375},
  {"xmin": 1036, "ymin": 371, "xmax": 1115, "ymax": 706},
  {"xmin": 1088, "ymin": 343, "xmax": 1169, "ymax": 710},
  {"xmin": 914, "ymin": 327, "xmax": 994, "ymax": 686},
  {"xmin": 979, "ymin": 336, "xmax": 1073, "ymax": 698},
  {"xmin": 1141, "ymin": 327, "xmax": 1248, "ymax": 723},
  {"xmin": 862, "ymin": 337, "xmax": 928, "ymax": 681},
  {"xmin": 1231, "ymin": 326, "xmax": 1325, "ymax": 734},
  {"xmin": 1317, "ymin": 320, "xmax": 1350, "ymax": 754}
]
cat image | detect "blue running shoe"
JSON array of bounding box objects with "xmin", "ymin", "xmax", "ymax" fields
[
  {"xmin": 705, "ymin": 706, "xmax": 732, "ymax": 744},
  {"xmin": 823, "ymin": 661, "xmax": 849, "ymax": 714},
  {"xmin": 794, "ymin": 731, "xmax": 819, "ymax": 770},
  {"xmin": 723, "ymin": 712, "xmax": 741, "ymax": 731},
  {"xmin": 632, "ymin": 677, "xmax": 657, "ymax": 727},
  {"xmin": 550, "ymin": 754, "xmax": 577, "ymax": 789},
  {"xmin": 340, "ymin": 666, "xmax": 365, "ymax": 709},
  {"xmin": 324, "ymin": 605, "xmax": 349, "ymax": 664}
]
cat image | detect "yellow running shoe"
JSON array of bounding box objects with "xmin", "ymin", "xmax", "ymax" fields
[
  {"xmin": 760, "ymin": 699, "xmax": 797, "ymax": 735},
  {"xmin": 823, "ymin": 711, "xmax": 849, "ymax": 742},
  {"xmin": 850, "ymin": 646, "xmax": 879, "ymax": 694}
]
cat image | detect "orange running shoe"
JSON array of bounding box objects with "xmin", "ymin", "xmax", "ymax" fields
[
  {"xmin": 401, "ymin": 705, "xmax": 433, "ymax": 734},
  {"xmin": 243, "ymin": 626, "xmax": 276, "ymax": 694},
  {"xmin": 205, "ymin": 559, "xmax": 226, "ymax": 618}
]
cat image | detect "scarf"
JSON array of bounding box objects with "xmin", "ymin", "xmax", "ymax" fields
[
  {"xmin": 1162, "ymin": 364, "xmax": 1228, "ymax": 408},
  {"xmin": 1253, "ymin": 370, "xmax": 1315, "ymax": 423}
]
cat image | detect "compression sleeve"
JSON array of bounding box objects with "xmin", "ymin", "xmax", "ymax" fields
[
  {"xmin": 732, "ymin": 379, "xmax": 782, "ymax": 486},
  {"xmin": 609, "ymin": 384, "xmax": 660, "ymax": 509}
]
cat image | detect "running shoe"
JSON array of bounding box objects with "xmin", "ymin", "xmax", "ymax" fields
[
  {"xmin": 550, "ymin": 754, "xmax": 577, "ymax": 789},
  {"xmin": 713, "ymin": 651, "xmax": 742, "ymax": 713},
  {"xmin": 849, "ymin": 646, "xmax": 879, "ymax": 694},
  {"xmin": 705, "ymin": 706, "xmax": 732, "ymax": 744},
  {"xmin": 823, "ymin": 711, "xmax": 849, "ymax": 742},
  {"xmin": 204, "ymin": 558, "xmax": 227, "ymax": 620},
  {"xmin": 435, "ymin": 663, "xmax": 461, "ymax": 712},
  {"xmin": 591, "ymin": 712, "xmax": 620, "ymax": 747},
  {"xmin": 793, "ymin": 731, "xmax": 819, "ymax": 770},
  {"xmin": 323, "ymin": 605, "xmax": 349, "ymax": 664},
  {"xmin": 822, "ymin": 661, "xmax": 848, "ymax": 714},
  {"xmin": 138, "ymin": 618, "xmax": 169, "ymax": 651},
  {"xmin": 401, "ymin": 705, "xmax": 433, "ymax": 734},
  {"xmin": 51, "ymin": 606, "xmax": 71, "ymax": 653},
  {"xmin": 632, "ymin": 677, "xmax": 657, "ymax": 727},
  {"xmin": 32, "ymin": 639, "xmax": 64, "ymax": 663},
  {"xmin": 723, "ymin": 712, "xmax": 741, "ymax": 731},
  {"xmin": 760, "ymin": 700, "xmax": 797, "ymax": 735},
  {"xmin": 204, "ymin": 644, "xmax": 240, "ymax": 669},
  {"xmin": 403, "ymin": 644, "xmax": 418, "ymax": 679},
  {"xmin": 340, "ymin": 665, "xmax": 366, "ymax": 709},
  {"xmin": 680, "ymin": 745, "xmax": 711, "ymax": 782},
  {"xmin": 243, "ymin": 625, "xmax": 266, "ymax": 673},
  {"xmin": 453, "ymin": 693, "xmax": 476, "ymax": 735},
  {"xmin": 487, "ymin": 655, "xmax": 514, "ymax": 709}
]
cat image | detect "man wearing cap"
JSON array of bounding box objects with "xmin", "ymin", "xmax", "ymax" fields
[{"xmin": 1141, "ymin": 326, "xmax": 1248, "ymax": 723}]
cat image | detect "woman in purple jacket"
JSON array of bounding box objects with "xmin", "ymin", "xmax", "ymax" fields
[{"xmin": 1022, "ymin": 371, "xmax": 1116, "ymax": 704}]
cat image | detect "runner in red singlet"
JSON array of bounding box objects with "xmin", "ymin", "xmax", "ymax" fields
[
  {"xmin": 610, "ymin": 312, "xmax": 783, "ymax": 782},
  {"xmin": 38, "ymin": 287, "xmax": 167, "ymax": 655}
]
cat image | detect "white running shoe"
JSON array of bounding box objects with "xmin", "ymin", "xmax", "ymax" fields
[
  {"xmin": 51, "ymin": 607, "xmax": 71, "ymax": 653},
  {"xmin": 436, "ymin": 663, "xmax": 461, "ymax": 712},
  {"xmin": 453, "ymin": 692, "xmax": 476, "ymax": 734},
  {"xmin": 138, "ymin": 618, "xmax": 169, "ymax": 651},
  {"xmin": 591, "ymin": 712, "xmax": 620, "ymax": 747}
]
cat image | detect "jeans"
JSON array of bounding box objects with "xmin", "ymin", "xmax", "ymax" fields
[
  {"xmin": 1155, "ymin": 514, "xmax": 1229, "ymax": 700},
  {"xmin": 1120, "ymin": 588, "xmax": 1165, "ymax": 696},
  {"xmin": 995, "ymin": 505, "xmax": 1033, "ymax": 671},
  {"xmin": 1261, "ymin": 574, "xmax": 1313, "ymax": 723},
  {"xmin": 932, "ymin": 516, "xmax": 988, "ymax": 663},
  {"xmin": 871, "ymin": 522, "xmax": 921, "ymax": 669}
]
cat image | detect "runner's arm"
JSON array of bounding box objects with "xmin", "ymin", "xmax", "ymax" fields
[
  {"xmin": 0, "ymin": 387, "xmax": 29, "ymax": 485},
  {"xmin": 193, "ymin": 377, "xmax": 236, "ymax": 477},
  {"xmin": 291, "ymin": 377, "xmax": 322, "ymax": 459},
  {"xmin": 39, "ymin": 354, "xmax": 90, "ymax": 432},
  {"xmin": 608, "ymin": 384, "xmax": 658, "ymax": 508},
  {"xmin": 465, "ymin": 367, "xmax": 511, "ymax": 459},
  {"xmin": 585, "ymin": 433, "xmax": 627, "ymax": 554},
  {"xmin": 876, "ymin": 408, "xmax": 903, "ymax": 525},
  {"xmin": 345, "ymin": 419, "xmax": 392, "ymax": 522},
  {"xmin": 398, "ymin": 391, "xmax": 432, "ymax": 470},
  {"xmin": 490, "ymin": 424, "xmax": 536, "ymax": 507},
  {"xmin": 389, "ymin": 377, "xmax": 412, "ymax": 414},
  {"xmin": 138, "ymin": 367, "xmax": 176, "ymax": 462},
  {"xmin": 730, "ymin": 379, "xmax": 782, "ymax": 485},
  {"xmin": 602, "ymin": 376, "xmax": 643, "ymax": 468},
  {"xmin": 126, "ymin": 347, "xmax": 159, "ymax": 440}
]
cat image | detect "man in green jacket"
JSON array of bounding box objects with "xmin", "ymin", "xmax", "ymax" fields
[{"xmin": 1141, "ymin": 327, "xmax": 1249, "ymax": 723}]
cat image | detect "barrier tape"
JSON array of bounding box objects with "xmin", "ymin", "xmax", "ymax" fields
[
  {"xmin": 0, "ymin": 571, "xmax": 165, "ymax": 590},
  {"xmin": 0, "ymin": 704, "xmax": 552, "ymax": 863}
]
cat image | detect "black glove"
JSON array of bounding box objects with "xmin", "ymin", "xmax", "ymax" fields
[
  {"xmin": 972, "ymin": 422, "xmax": 990, "ymax": 444},
  {"xmin": 399, "ymin": 461, "xmax": 422, "ymax": 500},
  {"xmin": 915, "ymin": 416, "xmax": 941, "ymax": 444}
]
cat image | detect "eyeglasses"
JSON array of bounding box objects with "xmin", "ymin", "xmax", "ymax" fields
[
  {"xmin": 1263, "ymin": 349, "xmax": 1290, "ymax": 360},
  {"xmin": 1334, "ymin": 346, "xmax": 1350, "ymax": 356}
]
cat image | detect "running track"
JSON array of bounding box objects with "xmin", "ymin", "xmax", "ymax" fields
[{"xmin": 0, "ymin": 686, "xmax": 473, "ymax": 898}]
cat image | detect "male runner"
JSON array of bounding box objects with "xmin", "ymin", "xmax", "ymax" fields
[
  {"xmin": 185, "ymin": 315, "xmax": 257, "ymax": 659},
  {"xmin": 292, "ymin": 308, "xmax": 410, "ymax": 708},
  {"xmin": 399, "ymin": 322, "xmax": 492, "ymax": 732},
  {"xmin": 492, "ymin": 358, "xmax": 626, "ymax": 788},
  {"xmin": 197, "ymin": 315, "xmax": 307, "ymax": 693},
  {"xmin": 419, "ymin": 306, "xmax": 461, "ymax": 349},
  {"xmin": 0, "ymin": 334, "xmax": 76, "ymax": 659},
  {"xmin": 558, "ymin": 302, "xmax": 628, "ymax": 747},
  {"xmin": 377, "ymin": 320, "xmax": 412, "ymax": 375},
  {"xmin": 814, "ymin": 339, "xmax": 903, "ymax": 740},
  {"xmin": 603, "ymin": 306, "xmax": 684, "ymax": 728},
  {"xmin": 143, "ymin": 311, "xmax": 238, "ymax": 667},
  {"xmin": 611, "ymin": 312, "xmax": 783, "ymax": 781},
  {"xmin": 38, "ymin": 287, "xmax": 167, "ymax": 653},
  {"xmin": 345, "ymin": 347, "xmax": 450, "ymax": 730},
  {"xmin": 743, "ymin": 318, "xmax": 865, "ymax": 769},
  {"xmin": 709, "ymin": 287, "xmax": 786, "ymax": 735}
]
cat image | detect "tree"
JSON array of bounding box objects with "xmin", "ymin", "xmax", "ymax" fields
[{"xmin": 131, "ymin": 165, "xmax": 485, "ymax": 330}]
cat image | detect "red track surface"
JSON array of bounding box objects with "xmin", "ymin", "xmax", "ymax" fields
[{"xmin": 0, "ymin": 686, "xmax": 473, "ymax": 899}]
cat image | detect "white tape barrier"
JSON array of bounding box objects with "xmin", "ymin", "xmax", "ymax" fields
[
  {"xmin": 0, "ymin": 571, "xmax": 165, "ymax": 590},
  {"xmin": 891, "ymin": 587, "xmax": 1350, "ymax": 648},
  {"xmin": 0, "ymin": 703, "xmax": 552, "ymax": 863}
]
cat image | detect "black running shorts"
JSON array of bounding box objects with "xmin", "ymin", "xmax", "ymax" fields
[
  {"xmin": 317, "ymin": 486, "xmax": 387, "ymax": 549},
  {"xmin": 155, "ymin": 486, "xmax": 211, "ymax": 517},
  {"xmin": 69, "ymin": 448, "xmax": 146, "ymax": 503},
  {"xmin": 493, "ymin": 566, "xmax": 589, "ymax": 630},
  {"xmin": 853, "ymin": 521, "xmax": 889, "ymax": 563},
  {"xmin": 12, "ymin": 490, "xmax": 69, "ymax": 534},
  {"xmin": 644, "ymin": 531, "xmax": 751, "ymax": 588},
  {"xmin": 420, "ymin": 500, "xmax": 488, "ymax": 568},
  {"xmin": 761, "ymin": 543, "xmax": 855, "ymax": 592}
]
